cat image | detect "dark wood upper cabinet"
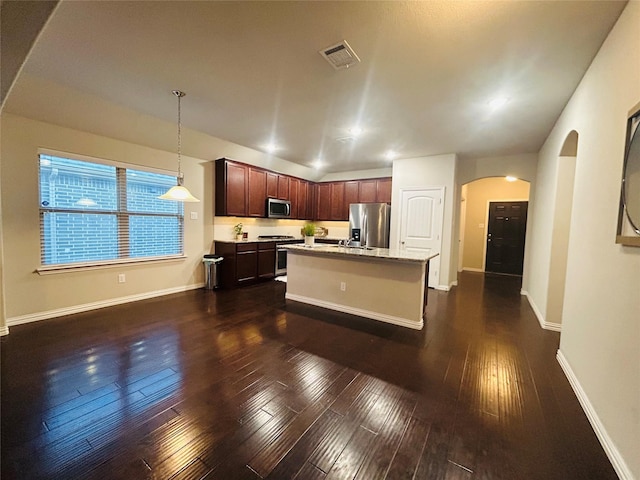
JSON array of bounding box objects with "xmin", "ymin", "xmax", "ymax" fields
[
  {"xmin": 329, "ymin": 182, "xmax": 345, "ymax": 221},
  {"xmin": 358, "ymin": 180, "xmax": 377, "ymax": 203},
  {"xmin": 215, "ymin": 159, "xmax": 247, "ymax": 216},
  {"xmin": 277, "ymin": 175, "xmax": 290, "ymax": 200},
  {"xmin": 316, "ymin": 183, "xmax": 332, "ymax": 220},
  {"xmin": 247, "ymin": 167, "xmax": 267, "ymax": 217},
  {"xmin": 289, "ymin": 177, "xmax": 299, "ymax": 219},
  {"xmin": 266, "ymin": 172, "xmax": 278, "ymax": 198},
  {"xmin": 298, "ymin": 180, "xmax": 309, "ymax": 220},
  {"xmin": 344, "ymin": 181, "xmax": 359, "ymax": 219},
  {"xmin": 377, "ymin": 178, "xmax": 392, "ymax": 203},
  {"xmin": 216, "ymin": 158, "xmax": 391, "ymax": 220}
]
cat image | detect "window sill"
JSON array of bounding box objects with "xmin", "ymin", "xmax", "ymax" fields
[{"xmin": 36, "ymin": 255, "xmax": 187, "ymax": 275}]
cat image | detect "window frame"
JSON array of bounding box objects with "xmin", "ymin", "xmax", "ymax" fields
[{"xmin": 36, "ymin": 149, "xmax": 187, "ymax": 274}]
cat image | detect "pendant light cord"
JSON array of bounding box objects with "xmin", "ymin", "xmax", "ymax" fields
[{"xmin": 173, "ymin": 90, "xmax": 185, "ymax": 185}]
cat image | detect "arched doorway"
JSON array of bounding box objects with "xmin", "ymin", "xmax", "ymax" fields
[
  {"xmin": 545, "ymin": 131, "xmax": 578, "ymax": 330},
  {"xmin": 458, "ymin": 176, "xmax": 530, "ymax": 276}
]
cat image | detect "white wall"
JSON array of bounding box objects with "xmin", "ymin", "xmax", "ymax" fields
[
  {"xmin": 457, "ymin": 153, "xmax": 538, "ymax": 185},
  {"xmin": 390, "ymin": 154, "xmax": 457, "ymax": 290},
  {"xmin": 527, "ymin": 2, "xmax": 640, "ymax": 477}
]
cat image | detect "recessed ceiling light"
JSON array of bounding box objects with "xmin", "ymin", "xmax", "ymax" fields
[
  {"xmin": 505, "ymin": 175, "xmax": 518, "ymax": 182},
  {"xmin": 312, "ymin": 159, "xmax": 324, "ymax": 169},
  {"xmin": 385, "ymin": 150, "xmax": 397, "ymax": 160},
  {"xmin": 264, "ymin": 143, "xmax": 278, "ymax": 153},
  {"xmin": 348, "ymin": 126, "xmax": 363, "ymax": 137},
  {"xmin": 488, "ymin": 97, "xmax": 509, "ymax": 110}
]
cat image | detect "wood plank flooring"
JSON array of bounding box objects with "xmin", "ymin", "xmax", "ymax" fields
[{"xmin": 1, "ymin": 272, "xmax": 617, "ymax": 479}]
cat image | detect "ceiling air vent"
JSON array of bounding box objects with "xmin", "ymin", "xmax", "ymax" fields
[{"xmin": 319, "ymin": 40, "xmax": 361, "ymax": 70}]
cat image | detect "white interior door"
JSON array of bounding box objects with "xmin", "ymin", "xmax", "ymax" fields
[{"xmin": 399, "ymin": 187, "xmax": 444, "ymax": 288}]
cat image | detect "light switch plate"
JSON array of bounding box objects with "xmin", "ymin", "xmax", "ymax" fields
[{"xmin": 190, "ymin": 212, "xmax": 198, "ymax": 220}]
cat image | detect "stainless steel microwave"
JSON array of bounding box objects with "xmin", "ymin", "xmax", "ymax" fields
[{"xmin": 266, "ymin": 198, "xmax": 291, "ymax": 218}]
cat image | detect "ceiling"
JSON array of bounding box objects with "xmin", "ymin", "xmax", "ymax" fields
[{"xmin": 5, "ymin": 1, "xmax": 628, "ymax": 173}]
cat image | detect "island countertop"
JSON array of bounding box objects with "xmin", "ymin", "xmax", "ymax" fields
[{"xmin": 282, "ymin": 243, "xmax": 439, "ymax": 264}]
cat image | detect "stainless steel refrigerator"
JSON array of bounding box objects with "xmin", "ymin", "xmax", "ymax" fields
[{"xmin": 349, "ymin": 203, "xmax": 391, "ymax": 248}]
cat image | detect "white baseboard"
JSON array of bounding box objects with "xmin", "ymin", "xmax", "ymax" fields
[
  {"xmin": 0, "ymin": 325, "xmax": 9, "ymax": 336},
  {"xmin": 461, "ymin": 267, "xmax": 484, "ymax": 273},
  {"xmin": 6, "ymin": 283, "xmax": 205, "ymax": 328},
  {"xmin": 435, "ymin": 284, "xmax": 450, "ymax": 291},
  {"xmin": 450, "ymin": 280, "xmax": 458, "ymax": 288},
  {"xmin": 557, "ymin": 350, "xmax": 633, "ymax": 480},
  {"xmin": 285, "ymin": 292, "xmax": 423, "ymax": 330},
  {"xmin": 521, "ymin": 289, "xmax": 561, "ymax": 332}
]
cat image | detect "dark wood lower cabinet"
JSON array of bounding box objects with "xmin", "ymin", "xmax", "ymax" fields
[
  {"xmin": 258, "ymin": 242, "xmax": 276, "ymax": 279},
  {"xmin": 215, "ymin": 241, "xmax": 275, "ymax": 288}
]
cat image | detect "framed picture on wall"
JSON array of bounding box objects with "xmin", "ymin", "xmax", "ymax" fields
[{"xmin": 616, "ymin": 101, "xmax": 640, "ymax": 247}]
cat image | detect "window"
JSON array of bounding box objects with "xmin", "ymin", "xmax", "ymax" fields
[{"xmin": 39, "ymin": 152, "xmax": 184, "ymax": 267}]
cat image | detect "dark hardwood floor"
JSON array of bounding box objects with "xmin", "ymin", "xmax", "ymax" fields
[{"xmin": 1, "ymin": 272, "xmax": 617, "ymax": 479}]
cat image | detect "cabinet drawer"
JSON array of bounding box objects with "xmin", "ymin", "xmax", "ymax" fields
[
  {"xmin": 258, "ymin": 242, "xmax": 275, "ymax": 251},
  {"xmin": 237, "ymin": 242, "xmax": 257, "ymax": 252}
]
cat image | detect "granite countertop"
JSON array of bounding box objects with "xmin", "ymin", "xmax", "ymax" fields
[
  {"xmin": 282, "ymin": 243, "xmax": 439, "ymax": 264},
  {"xmin": 214, "ymin": 237, "xmax": 304, "ymax": 244},
  {"xmin": 214, "ymin": 236, "xmax": 344, "ymax": 244}
]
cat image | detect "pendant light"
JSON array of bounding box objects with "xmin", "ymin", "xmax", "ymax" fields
[{"xmin": 158, "ymin": 90, "xmax": 200, "ymax": 202}]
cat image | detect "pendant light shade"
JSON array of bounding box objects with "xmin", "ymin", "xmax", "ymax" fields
[{"xmin": 159, "ymin": 90, "xmax": 200, "ymax": 202}]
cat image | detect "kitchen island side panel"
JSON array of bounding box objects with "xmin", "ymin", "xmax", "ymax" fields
[{"xmin": 285, "ymin": 251, "xmax": 426, "ymax": 329}]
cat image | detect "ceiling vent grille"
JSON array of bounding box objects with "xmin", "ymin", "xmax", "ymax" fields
[{"xmin": 319, "ymin": 40, "xmax": 360, "ymax": 70}]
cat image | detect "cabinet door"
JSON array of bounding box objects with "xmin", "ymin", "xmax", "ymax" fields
[
  {"xmin": 257, "ymin": 242, "xmax": 276, "ymax": 279},
  {"xmin": 316, "ymin": 183, "xmax": 332, "ymax": 220},
  {"xmin": 298, "ymin": 180, "xmax": 308, "ymax": 220},
  {"xmin": 289, "ymin": 178, "xmax": 299, "ymax": 219},
  {"xmin": 330, "ymin": 182, "xmax": 345, "ymax": 220},
  {"xmin": 236, "ymin": 243, "xmax": 258, "ymax": 284},
  {"xmin": 344, "ymin": 181, "xmax": 359, "ymax": 220},
  {"xmin": 266, "ymin": 172, "xmax": 278, "ymax": 198},
  {"xmin": 377, "ymin": 178, "xmax": 392, "ymax": 203},
  {"xmin": 358, "ymin": 180, "xmax": 377, "ymax": 203},
  {"xmin": 277, "ymin": 175, "xmax": 290, "ymax": 200},
  {"xmin": 247, "ymin": 168, "xmax": 266, "ymax": 217},
  {"xmin": 224, "ymin": 162, "xmax": 247, "ymax": 216}
]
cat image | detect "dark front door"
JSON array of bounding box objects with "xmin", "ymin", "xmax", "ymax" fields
[{"xmin": 485, "ymin": 201, "xmax": 528, "ymax": 275}]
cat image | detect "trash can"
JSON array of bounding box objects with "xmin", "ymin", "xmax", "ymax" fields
[{"xmin": 203, "ymin": 254, "xmax": 223, "ymax": 290}]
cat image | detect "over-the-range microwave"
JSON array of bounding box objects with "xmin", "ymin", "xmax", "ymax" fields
[{"xmin": 266, "ymin": 198, "xmax": 291, "ymax": 218}]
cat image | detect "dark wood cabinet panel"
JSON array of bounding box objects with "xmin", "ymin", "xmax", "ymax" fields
[
  {"xmin": 358, "ymin": 180, "xmax": 377, "ymax": 203},
  {"xmin": 330, "ymin": 182, "xmax": 345, "ymax": 220},
  {"xmin": 289, "ymin": 178, "xmax": 299, "ymax": 219},
  {"xmin": 215, "ymin": 159, "xmax": 248, "ymax": 216},
  {"xmin": 257, "ymin": 242, "xmax": 276, "ymax": 279},
  {"xmin": 344, "ymin": 181, "xmax": 359, "ymax": 219},
  {"xmin": 316, "ymin": 183, "xmax": 332, "ymax": 220},
  {"xmin": 298, "ymin": 180, "xmax": 308, "ymax": 220},
  {"xmin": 277, "ymin": 175, "xmax": 290, "ymax": 200},
  {"xmin": 247, "ymin": 168, "xmax": 266, "ymax": 217},
  {"xmin": 266, "ymin": 172, "xmax": 278, "ymax": 198},
  {"xmin": 377, "ymin": 178, "xmax": 392, "ymax": 203},
  {"xmin": 236, "ymin": 251, "xmax": 257, "ymax": 284}
]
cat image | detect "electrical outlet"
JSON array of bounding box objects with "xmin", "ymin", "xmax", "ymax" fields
[
  {"xmin": 340, "ymin": 281, "xmax": 346, "ymax": 292},
  {"xmin": 190, "ymin": 211, "xmax": 198, "ymax": 220},
  {"xmin": 118, "ymin": 274, "xmax": 126, "ymax": 283}
]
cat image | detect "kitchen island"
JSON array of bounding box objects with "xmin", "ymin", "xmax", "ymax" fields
[{"xmin": 283, "ymin": 244, "xmax": 438, "ymax": 330}]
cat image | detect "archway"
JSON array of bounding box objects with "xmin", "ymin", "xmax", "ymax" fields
[
  {"xmin": 458, "ymin": 176, "xmax": 530, "ymax": 276},
  {"xmin": 545, "ymin": 131, "xmax": 578, "ymax": 330}
]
